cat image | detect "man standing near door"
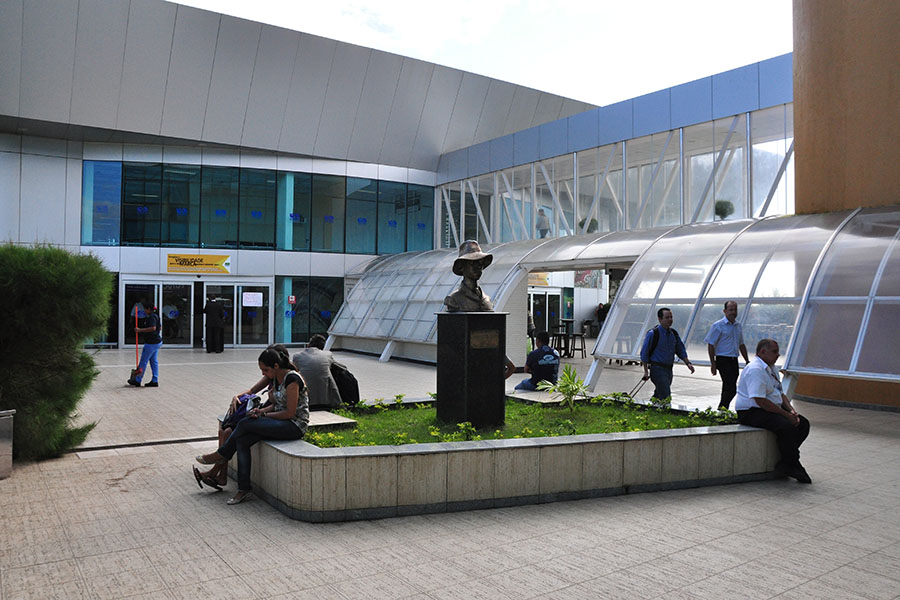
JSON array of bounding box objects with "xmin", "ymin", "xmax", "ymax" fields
[{"xmin": 204, "ymin": 297, "xmax": 226, "ymax": 353}]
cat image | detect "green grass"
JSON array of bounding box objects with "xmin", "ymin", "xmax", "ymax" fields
[{"xmin": 305, "ymin": 395, "xmax": 737, "ymax": 448}]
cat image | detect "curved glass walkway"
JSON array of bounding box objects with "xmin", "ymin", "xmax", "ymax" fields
[{"xmin": 330, "ymin": 205, "xmax": 900, "ymax": 385}]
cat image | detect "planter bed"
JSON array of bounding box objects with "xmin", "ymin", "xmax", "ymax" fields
[{"xmin": 232, "ymin": 424, "xmax": 778, "ymax": 522}]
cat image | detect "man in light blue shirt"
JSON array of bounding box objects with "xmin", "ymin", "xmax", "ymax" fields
[
  {"xmin": 640, "ymin": 307, "xmax": 694, "ymax": 402},
  {"xmin": 704, "ymin": 301, "xmax": 750, "ymax": 409}
]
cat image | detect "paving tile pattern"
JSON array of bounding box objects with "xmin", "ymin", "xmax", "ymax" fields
[{"xmin": 2, "ymin": 349, "xmax": 899, "ymax": 598}]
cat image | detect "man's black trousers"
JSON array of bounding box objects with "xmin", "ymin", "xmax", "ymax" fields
[
  {"xmin": 715, "ymin": 355, "xmax": 739, "ymax": 409},
  {"xmin": 737, "ymin": 408, "xmax": 810, "ymax": 466}
]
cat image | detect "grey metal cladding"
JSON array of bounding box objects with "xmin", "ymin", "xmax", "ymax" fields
[
  {"xmin": 346, "ymin": 51, "xmax": 404, "ymax": 163},
  {"xmin": 560, "ymin": 98, "xmax": 593, "ymax": 121},
  {"xmin": 408, "ymin": 65, "xmax": 463, "ymax": 172},
  {"xmin": 242, "ymin": 25, "xmax": 300, "ymax": 149},
  {"xmin": 473, "ymin": 80, "xmax": 516, "ymax": 144},
  {"xmin": 202, "ymin": 16, "xmax": 261, "ymax": 145},
  {"xmin": 19, "ymin": 0, "xmax": 78, "ymax": 123},
  {"xmin": 442, "ymin": 72, "xmax": 491, "ymax": 152},
  {"xmin": 0, "ymin": 0, "xmax": 23, "ymax": 116},
  {"xmin": 503, "ymin": 87, "xmax": 540, "ymax": 136},
  {"xmin": 279, "ymin": 34, "xmax": 336, "ymax": 155},
  {"xmin": 70, "ymin": 0, "xmax": 129, "ymax": 129},
  {"xmin": 379, "ymin": 58, "xmax": 434, "ymax": 168},
  {"xmin": 314, "ymin": 43, "xmax": 371, "ymax": 159},
  {"xmin": 118, "ymin": 0, "xmax": 177, "ymax": 134},
  {"xmin": 160, "ymin": 6, "xmax": 220, "ymax": 140},
  {"xmin": 532, "ymin": 93, "xmax": 565, "ymax": 125}
]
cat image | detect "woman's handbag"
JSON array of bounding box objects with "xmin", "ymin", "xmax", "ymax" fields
[{"xmin": 221, "ymin": 393, "xmax": 260, "ymax": 430}]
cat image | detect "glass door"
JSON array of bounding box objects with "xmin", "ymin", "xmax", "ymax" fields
[
  {"xmin": 205, "ymin": 285, "xmax": 235, "ymax": 348},
  {"xmin": 532, "ymin": 293, "xmax": 548, "ymax": 332},
  {"xmin": 124, "ymin": 283, "xmax": 159, "ymax": 346},
  {"xmin": 161, "ymin": 283, "xmax": 192, "ymax": 346},
  {"xmin": 237, "ymin": 285, "xmax": 270, "ymax": 345}
]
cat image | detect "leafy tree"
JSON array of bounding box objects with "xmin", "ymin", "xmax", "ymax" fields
[
  {"xmin": 0, "ymin": 245, "xmax": 112, "ymax": 458},
  {"xmin": 715, "ymin": 200, "xmax": 735, "ymax": 220}
]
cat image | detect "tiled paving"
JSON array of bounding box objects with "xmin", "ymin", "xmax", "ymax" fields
[{"xmin": 2, "ymin": 348, "xmax": 899, "ymax": 599}]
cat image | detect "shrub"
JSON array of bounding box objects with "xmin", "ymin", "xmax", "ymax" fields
[{"xmin": 0, "ymin": 244, "xmax": 112, "ymax": 459}]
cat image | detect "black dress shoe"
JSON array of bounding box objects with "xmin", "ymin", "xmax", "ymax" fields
[
  {"xmin": 790, "ymin": 463, "xmax": 812, "ymax": 484},
  {"xmin": 127, "ymin": 379, "xmax": 141, "ymax": 387},
  {"xmin": 144, "ymin": 381, "xmax": 158, "ymax": 388}
]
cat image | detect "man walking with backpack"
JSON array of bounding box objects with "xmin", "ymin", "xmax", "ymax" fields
[{"xmin": 640, "ymin": 307, "xmax": 694, "ymax": 402}]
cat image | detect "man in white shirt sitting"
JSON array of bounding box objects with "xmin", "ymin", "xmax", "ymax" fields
[{"xmin": 735, "ymin": 339, "xmax": 811, "ymax": 483}]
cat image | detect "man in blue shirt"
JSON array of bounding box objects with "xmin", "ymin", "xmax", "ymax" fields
[
  {"xmin": 640, "ymin": 308, "xmax": 694, "ymax": 401},
  {"xmin": 704, "ymin": 301, "xmax": 750, "ymax": 409},
  {"xmin": 515, "ymin": 330, "xmax": 560, "ymax": 391}
]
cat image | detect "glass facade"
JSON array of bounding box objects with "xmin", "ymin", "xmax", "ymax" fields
[
  {"xmin": 438, "ymin": 104, "xmax": 794, "ymax": 248},
  {"xmin": 81, "ymin": 161, "xmax": 433, "ymax": 255},
  {"xmin": 275, "ymin": 276, "xmax": 344, "ymax": 344}
]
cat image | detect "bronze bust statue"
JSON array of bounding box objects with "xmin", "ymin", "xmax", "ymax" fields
[{"xmin": 444, "ymin": 240, "xmax": 494, "ymax": 312}]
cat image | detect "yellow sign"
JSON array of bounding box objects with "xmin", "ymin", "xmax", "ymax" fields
[
  {"xmin": 528, "ymin": 271, "xmax": 549, "ymax": 286},
  {"xmin": 167, "ymin": 254, "xmax": 231, "ymax": 274}
]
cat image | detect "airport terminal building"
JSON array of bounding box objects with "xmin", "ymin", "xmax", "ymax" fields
[{"xmin": 2, "ymin": 0, "xmax": 898, "ymax": 408}]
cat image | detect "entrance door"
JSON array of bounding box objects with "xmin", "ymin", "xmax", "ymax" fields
[
  {"xmin": 237, "ymin": 285, "xmax": 270, "ymax": 345},
  {"xmin": 529, "ymin": 289, "xmax": 562, "ymax": 334},
  {"xmin": 204, "ymin": 285, "xmax": 235, "ymax": 348},
  {"xmin": 124, "ymin": 283, "xmax": 159, "ymax": 346},
  {"xmin": 161, "ymin": 283, "xmax": 191, "ymax": 345}
]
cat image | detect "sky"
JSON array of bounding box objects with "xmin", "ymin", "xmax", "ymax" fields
[{"xmin": 172, "ymin": 0, "xmax": 793, "ymax": 107}]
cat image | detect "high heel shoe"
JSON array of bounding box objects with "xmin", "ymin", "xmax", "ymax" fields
[
  {"xmin": 226, "ymin": 490, "xmax": 251, "ymax": 505},
  {"xmin": 195, "ymin": 453, "xmax": 226, "ymax": 465}
]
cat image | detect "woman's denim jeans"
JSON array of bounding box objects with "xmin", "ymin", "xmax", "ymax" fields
[{"xmin": 217, "ymin": 417, "xmax": 304, "ymax": 491}]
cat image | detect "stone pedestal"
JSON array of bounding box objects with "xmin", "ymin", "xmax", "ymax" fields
[
  {"xmin": 0, "ymin": 409, "xmax": 14, "ymax": 479},
  {"xmin": 436, "ymin": 312, "xmax": 506, "ymax": 428}
]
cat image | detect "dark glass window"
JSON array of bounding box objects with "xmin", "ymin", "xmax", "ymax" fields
[
  {"xmin": 378, "ymin": 180, "xmax": 406, "ymax": 254},
  {"xmin": 200, "ymin": 166, "xmax": 240, "ymax": 248},
  {"xmin": 311, "ymin": 175, "xmax": 345, "ymax": 252},
  {"xmin": 310, "ymin": 276, "xmax": 344, "ymax": 337},
  {"xmin": 407, "ymin": 184, "xmax": 434, "ymax": 252},
  {"xmin": 81, "ymin": 161, "xmax": 122, "ymax": 245},
  {"xmin": 346, "ymin": 177, "xmax": 377, "ymax": 254},
  {"xmin": 276, "ymin": 172, "xmax": 311, "ymax": 251},
  {"xmin": 122, "ymin": 163, "xmax": 162, "ymax": 246},
  {"xmin": 161, "ymin": 164, "xmax": 201, "ymax": 247},
  {"xmin": 239, "ymin": 168, "xmax": 276, "ymax": 249}
]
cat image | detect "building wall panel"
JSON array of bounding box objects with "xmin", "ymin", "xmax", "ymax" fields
[
  {"xmin": 279, "ymin": 34, "xmax": 336, "ymax": 155},
  {"xmin": 633, "ymin": 89, "xmax": 671, "ymax": 137},
  {"xmin": 242, "ymin": 26, "xmax": 299, "ymax": 149},
  {"xmin": 409, "ymin": 66, "xmax": 464, "ymax": 172},
  {"xmin": 670, "ymin": 77, "xmax": 713, "ymax": 129},
  {"xmin": 443, "ymin": 73, "xmax": 491, "ymax": 152},
  {"xmin": 0, "ymin": 0, "xmax": 23, "ymax": 117},
  {"xmin": 712, "ymin": 63, "xmax": 760, "ymax": 119},
  {"xmin": 19, "ymin": 154, "xmax": 66, "ymax": 244},
  {"xmin": 315, "ymin": 43, "xmax": 370, "ymax": 159},
  {"xmin": 160, "ymin": 6, "xmax": 220, "ymax": 140},
  {"xmin": 203, "ymin": 16, "xmax": 261, "ymax": 146},
  {"xmin": 533, "ymin": 94, "xmax": 564, "ymax": 126},
  {"xmin": 503, "ymin": 87, "xmax": 540, "ymax": 137},
  {"xmin": 567, "ymin": 109, "xmax": 600, "ymax": 153},
  {"xmin": 117, "ymin": 0, "xmax": 177, "ymax": 134},
  {"xmin": 19, "ymin": 0, "xmax": 78, "ymax": 123},
  {"xmin": 70, "ymin": 0, "xmax": 129, "ymax": 129},
  {"xmin": 347, "ymin": 52, "xmax": 404, "ymax": 163},
  {"xmin": 474, "ymin": 81, "xmax": 516, "ymax": 143},
  {"xmin": 379, "ymin": 58, "xmax": 434, "ymax": 168},
  {"xmin": 0, "ymin": 151, "xmax": 21, "ymax": 242}
]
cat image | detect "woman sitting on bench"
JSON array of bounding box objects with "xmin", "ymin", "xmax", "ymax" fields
[{"xmin": 194, "ymin": 345, "xmax": 309, "ymax": 505}]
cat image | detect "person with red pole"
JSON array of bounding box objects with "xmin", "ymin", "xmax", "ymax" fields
[{"xmin": 127, "ymin": 305, "xmax": 162, "ymax": 388}]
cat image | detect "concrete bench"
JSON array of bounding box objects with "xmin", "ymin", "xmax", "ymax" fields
[{"xmin": 229, "ymin": 424, "xmax": 778, "ymax": 522}]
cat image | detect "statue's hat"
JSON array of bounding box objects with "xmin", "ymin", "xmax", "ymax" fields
[{"xmin": 452, "ymin": 240, "xmax": 493, "ymax": 276}]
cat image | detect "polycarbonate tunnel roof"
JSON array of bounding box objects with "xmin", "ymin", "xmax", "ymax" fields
[{"xmin": 331, "ymin": 205, "xmax": 900, "ymax": 383}]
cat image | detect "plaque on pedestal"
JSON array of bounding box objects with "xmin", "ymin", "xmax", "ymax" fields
[{"xmin": 436, "ymin": 312, "xmax": 507, "ymax": 428}]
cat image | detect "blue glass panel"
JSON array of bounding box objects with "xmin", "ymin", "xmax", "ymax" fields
[
  {"xmin": 200, "ymin": 166, "xmax": 239, "ymax": 248},
  {"xmin": 377, "ymin": 180, "xmax": 406, "ymax": 254},
  {"xmin": 81, "ymin": 161, "xmax": 122, "ymax": 245},
  {"xmin": 122, "ymin": 163, "xmax": 161, "ymax": 246},
  {"xmin": 346, "ymin": 177, "xmax": 377, "ymax": 254},
  {"xmin": 407, "ymin": 184, "xmax": 433, "ymax": 252},
  {"xmin": 161, "ymin": 164, "xmax": 200, "ymax": 247},
  {"xmin": 239, "ymin": 168, "xmax": 276, "ymax": 249},
  {"xmin": 311, "ymin": 174, "xmax": 345, "ymax": 252}
]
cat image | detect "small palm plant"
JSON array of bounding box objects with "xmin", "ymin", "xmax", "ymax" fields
[{"xmin": 537, "ymin": 364, "xmax": 591, "ymax": 412}]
